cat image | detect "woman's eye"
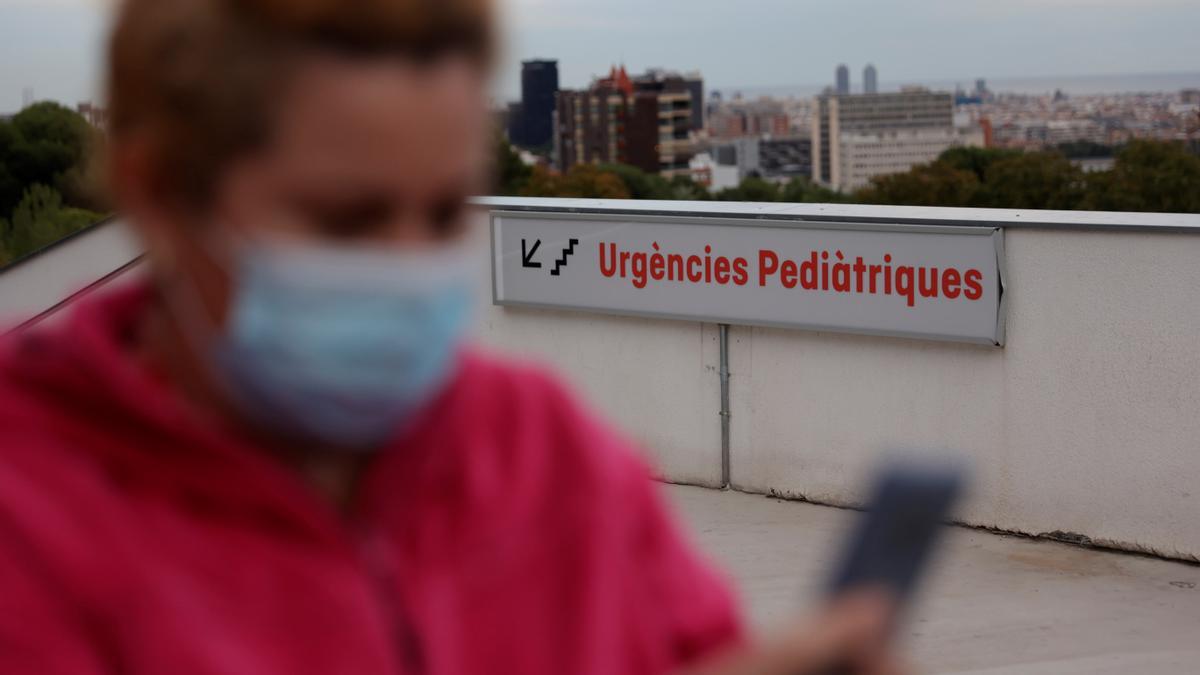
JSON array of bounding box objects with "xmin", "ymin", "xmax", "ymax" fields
[
  {"xmin": 429, "ymin": 199, "xmax": 465, "ymax": 237},
  {"xmin": 309, "ymin": 197, "xmax": 395, "ymax": 240}
]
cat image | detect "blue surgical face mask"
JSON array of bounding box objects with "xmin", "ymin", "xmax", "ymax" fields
[{"xmin": 176, "ymin": 236, "xmax": 477, "ymax": 449}]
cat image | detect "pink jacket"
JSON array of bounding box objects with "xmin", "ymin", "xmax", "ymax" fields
[{"xmin": 0, "ymin": 284, "xmax": 742, "ymax": 674}]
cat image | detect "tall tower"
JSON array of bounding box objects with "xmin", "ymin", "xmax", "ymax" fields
[
  {"xmin": 864, "ymin": 64, "xmax": 878, "ymax": 94},
  {"xmin": 835, "ymin": 64, "xmax": 850, "ymax": 95},
  {"xmin": 515, "ymin": 59, "xmax": 559, "ymax": 149}
]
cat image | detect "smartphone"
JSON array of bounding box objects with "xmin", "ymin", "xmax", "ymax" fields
[{"xmin": 826, "ymin": 461, "xmax": 966, "ymax": 613}]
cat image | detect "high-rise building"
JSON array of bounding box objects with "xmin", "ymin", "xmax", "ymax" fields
[
  {"xmin": 864, "ymin": 64, "xmax": 878, "ymax": 95},
  {"xmin": 554, "ymin": 67, "xmax": 631, "ymax": 172},
  {"xmin": 75, "ymin": 102, "xmax": 109, "ymax": 130},
  {"xmin": 554, "ymin": 66, "xmax": 695, "ymax": 178},
  {"xmin": 832, "ymin": 127, "xmax": 984, "ymax": 192},
  {"xmin": 810, "ymin": 88, "xmax": 962, "ymax": 191},
  {"xmin": 683, "ymin": 72, "xmax": 705, "ymax": 132},
  {"xmin": 836, "ymin": 65, "xmax": 850, "ymax": 95},
  {"xmin": 705, "ymin": 135, "xmax": 813, "ymax": 188},
  {"xmin": 508, "ymin": 59, "xmax": 559, "ymax": 149}
]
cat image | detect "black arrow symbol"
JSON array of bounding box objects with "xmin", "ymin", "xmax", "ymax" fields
[{"xmin": 522, "ymin": 239, "xmax": 543, "ymax": 268}]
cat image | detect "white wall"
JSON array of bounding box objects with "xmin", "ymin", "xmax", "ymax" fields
[
  {"xmin": 0, "ymin": 219, "xmax": 141, "ymax": 330},
  {"xmin": 480, "ymin": 218, "xmax": 1200, "ymax": 561},
  {"xmin": 730, "ymin": 229, "xmax": 1200, "ymax": 560},
  {"xmin": 476, "ymin": 304, "xmax": 726, "ymax": 487},
  {"xmin": 6, "ymin": 208, "xmax": 1198, "ymax": 560}
]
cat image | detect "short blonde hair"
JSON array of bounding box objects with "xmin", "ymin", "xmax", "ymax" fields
[{"xmin": 107, "ymin": 0, "xmax": 495, "ymax": 205}]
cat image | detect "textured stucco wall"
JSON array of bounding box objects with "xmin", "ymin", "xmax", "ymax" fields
[
  {"xmin": 7, "ymin": 212, "xmax": 1198, "ymax": 559},
  {"xmin": 475, "ymin": 302, "xmax": 725, "ymax": 487},
  {"xmin": 481, "ymin": 226, "xmax": 1200, "ymax": 560},
  {"xmin": 0, "ymin": 220, "xmax": 141, "ymax": 329},
  {"xmin": 725, "ymin": 228, "xmax": 1200, "ymax": 560}
]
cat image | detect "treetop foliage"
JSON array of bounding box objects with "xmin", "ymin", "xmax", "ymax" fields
[
  {"xmin": 494, "ymin": 138, "xmax": 1200, "ymax": 216},
  {"xmin": 0, "ymin": 102, "xmax": 106, "ymax": 268}
]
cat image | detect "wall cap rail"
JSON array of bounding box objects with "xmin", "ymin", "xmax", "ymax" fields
[{"xmin": 473, "ymin": 197, "xmax": 1200, "ymax": 234}]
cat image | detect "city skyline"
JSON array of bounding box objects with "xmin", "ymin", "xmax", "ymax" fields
[{"xmin": 4, "ymin": 0, "xmax": 1200, "ymax": 112}]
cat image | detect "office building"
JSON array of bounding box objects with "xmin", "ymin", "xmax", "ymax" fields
[
  {"xmin": 683, "ymin": 72, "xmax": 705, "ymax": 132},
  {"xmin": 760, "ymin": 137, "xmax": 813, "ymax": 179},
  {"xmin": 705, "ymin": 135, "xmax": 813, "ymax": 188},
  {"xmin": 76, "ymin": 102, "xmax": 109, "ymax": 130},
  {"xmin": 637, "ymin": 68, "xmax": 705, "ymax": 133},
  {"xmin": 836, "ymin": 65, "xmax": 850, "ymax": 95},
  {"xmin": 554, "ymin": 67, "xmax": 632, "ymax": 171},
  {"xmin": 554, "ymin": 66, "xmax": 696, "ymax": 178},
  {"xmin": 811, "ymin": 88, "xmax": 957, "ymax": 189},
  {"xmin": 833, "ymin": 127, "xmax": 985, "ymax": 192},
  {"xmin": 508, "ymin": 59, "xmax": 559, "ymax": 149},
  {"xmin": 864, "ymin": 64, "xmax": 878, "ymax": 94}
]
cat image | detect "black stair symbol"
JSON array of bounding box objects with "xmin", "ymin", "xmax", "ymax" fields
[{"xmin": 550, "ymin": 239, "xmax": 581, "ymax": 276}]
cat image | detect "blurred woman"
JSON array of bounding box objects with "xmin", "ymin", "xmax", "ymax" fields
[{"xmin": 0, "ymin": 0, "xmax": 896, "ymax": 673}]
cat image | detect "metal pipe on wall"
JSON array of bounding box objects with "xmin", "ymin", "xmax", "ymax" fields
[{"xmin": 719, "ymin": 323, "xmax": 731, "ymax": 489}]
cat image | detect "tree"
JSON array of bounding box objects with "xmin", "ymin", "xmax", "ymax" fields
[
  {"xmin": 667, "ymin": 174, "xmax": 710, "ymax": 201},
  {"xmin": 5, "ymin": 103, "xmax": 95, "ymax": 209},
  {"xmin": 519, "ymin": 164, "xmax": 631, "ymax": 199},
  {"xmin": 978, "ymin": 152, "xmax": 1086, "ymax": 210},
  {"xmin": 1080, "ymin": 141, "xmax": 1200, "ymax": 213},
  {"xmin": 0, "ymin": 219, "xmax": 10, "ymax": 268},
  {"xmin": 779, "ymin": 176, "xmax": 847, "ymax": 204},
  {"xmin": 714, "ymin": 176, "xmax": 781, "ymax": 202},
  {"xmin": 3, "ymin": 184, "xmax": 102, "ymax": 261},
  {"xmin": 856, "ymin": 162, "xmax": 981, "ymax": 207},
  {"xmin": 494, "ymin": 135, "xmax": 531, "ymax": 196},
  {"xmin": 0, "ymin": 121, "xmax": 25, "ymax": 219},
  {"xmin": 937, "ymin": 146, "xmax": 1022, "ymax": 182},
  {"xmin": 596, "ymin": 163, "xmax": 674, "ymax": 200}
]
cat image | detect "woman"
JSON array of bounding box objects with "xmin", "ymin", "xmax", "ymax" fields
[{"xmin": 0, "ymin": 0, "xmax": 899, "ymax": 673}]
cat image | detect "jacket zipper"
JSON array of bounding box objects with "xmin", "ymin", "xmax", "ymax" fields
[{"xmin": 357, "ymin": 527, "xmax": 426, "ymax": 675}]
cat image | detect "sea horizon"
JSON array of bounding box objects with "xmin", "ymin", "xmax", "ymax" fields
[{"xmin": 713, "ymin": 70, "xmax": 1200, "ymax": 100}]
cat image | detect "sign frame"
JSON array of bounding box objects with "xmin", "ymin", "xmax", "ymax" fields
[{"xmin": 490, "ymin": 210, "xmax": 1008, "ymax": 346}]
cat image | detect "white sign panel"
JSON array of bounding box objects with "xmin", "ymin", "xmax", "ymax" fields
[{"xmin": 491, "ymin": 211, "xmax": 1006, "ymax": 345}]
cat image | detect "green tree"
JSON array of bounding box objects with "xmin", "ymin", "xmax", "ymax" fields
[
  {"xmin": 0, "ymin": 121, "xmax": 25, "ymax": 219},
  {"xmin": 3, "ymin": 184, "xmax": 102, "ymax": 261},
  {"xmin": 1080, "ymin": 141, "xmax": 1200, "ymax": 213},
  {"xmin": 666, "ymin": 174, "xmax": 710, "ymax": 201},
  {"xmin": 856, "ymin": 162, "xmax": 981, "ymax": 207},
  {"xmin": 0, "ymin": 218, "xmax": 11, "ymax": 268},
  {"xmin": 978, "ymin": 152, "xmax": 1086, "ymax": 209},
  {"xmin": 779, "ymin": 176, "xmax": 847, "ymax": 204},
  {"xmin": 596, "ymin": 163, "xmax": 674, "ymax": 200},
  {"xmin": 937, "ymin": 146, "xmax": 1022, "ymax": 182},
  {"xmin": 4, "ymin": 103, "xmax": 96, "ymax": 214},
  {"xmin": 714, "ymin": 176, "xmax": 781, "ymax": 202},
  {"xmin": 519, "ymin": 165, "xmax": 631, "ymax": 199},
  {"xmin": 494, "ymin": 135, "xmax": 531, "ymax": 196}
]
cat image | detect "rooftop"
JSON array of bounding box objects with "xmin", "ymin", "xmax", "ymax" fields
[{"xmin": 670, "ymin": 485, "xmax": 1200, "ymax": 674}]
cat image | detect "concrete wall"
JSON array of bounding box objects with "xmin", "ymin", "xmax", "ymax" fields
[
  {"xmin": 0, "ymin": 219, "xmax": 141, "ymax": 330},
  {"xmin": 727, "ymin": 228, "xmax": 1200, "ymax": 560},
  {"xmin": 4, "ymin": 208, "xmax": 1197, "ymax": 560},
  {"xmin": 477, "ymin": 206, "xmax": 1200, "ymax": 561},
  {"xmin": 476, "ymin": 307, "xmax": 726, "ymax": 487}
]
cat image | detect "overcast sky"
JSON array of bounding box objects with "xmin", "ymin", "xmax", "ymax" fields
[{"xmin": 3, "ymin": 0, "xmax": 1200, "ymax": 112}]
